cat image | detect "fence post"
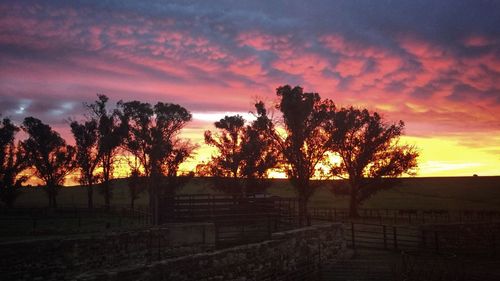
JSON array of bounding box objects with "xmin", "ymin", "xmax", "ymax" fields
[
  {"xmin": 215, "ymin": 223, "xmax": 219, "ymax": 247},
  {"xmin": 267, "ymin": 215, "xmax": 272, "ymax": 238},
  {"xmin": 383, "ymin": 225, "xmax": 387, "ymax": 250},
  {"xmin": 491, "ymin": 232, "xmax": 496, "ymax": 257},
  {"xmin": 421, "ymin": 230, "xmax": 426, "ymax": 249},
  {"xmin": 434, "ymin": 231, "xmax": 439, "ymax": 254},
  {"xmin": 393, "ymin": 227, "xmax": 398, "ymax": 250},
  {"xmin": 351, "ymin": 222, "xmax": 356, "ymax": 249},
  {"xmin": 148, "ymin": 229, "xmax": 153, "ymax": 263},
  {"xmin": 158, "ymin": 231, "xmax": 161, "ymax": 261},
  {"xmin": 32, "ymin": 217, "xmax": 37, "ymax": 234}
]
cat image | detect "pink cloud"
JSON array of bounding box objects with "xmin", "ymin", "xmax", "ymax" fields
[
  {"xmin": 335, "ymin": 57, "xmax": 365, "ymax": 77},
  {"xmin": 463, "ymin": 35, "xmax": 493, "ymax": 48}
]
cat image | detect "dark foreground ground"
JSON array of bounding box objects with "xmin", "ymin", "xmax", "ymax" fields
[{"xmin": 11, "ymin": 176, "xmax": 500, "ymax": 210}]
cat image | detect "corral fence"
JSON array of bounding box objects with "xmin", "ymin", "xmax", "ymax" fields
[
  {"xmin": 0, "ymin": 226, "xmax": 211, "ymax": 281},
  {"xmin": 310, "ymin": 207, "xmax": 500, "ymax": 224},
  {"xmin": 159, "ymin": 194, "xmax": 298, "ymax": 247},
  {"xmin": 0, "ymin": 206, "xmax": 151, "ymax": 237},
  {"xmin": 343, "ymin": 222, "xmax": 500, "ymax": 257}
]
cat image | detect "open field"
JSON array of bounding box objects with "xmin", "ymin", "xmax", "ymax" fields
[{"xmin": 8, "ymin": 176, "xmax": 500, "ymax": 210}]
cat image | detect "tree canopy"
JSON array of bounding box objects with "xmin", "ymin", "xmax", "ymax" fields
[
  {"xmin": 257, "ymin": 85, "xmax": 336, "ymax": 225},
  {"xmin": 327, "ymin": 107, "xmax": 419, "ymax": 217},
  {"xmin": 21, "ymin": 117, "xmax": 75, "ymax": 208},
  {"xmin": 0, "ymin": 117, "xmax": 28, "ymax": 208},
  {"xmin": 119, "ymin": 100, "xmax": 194, "ymax": 222},
  {"xmin": 70, "ymin": 119, "xmax": 101, "ymax": 209},
  {"xmin": 204, "ymin": 104, "xmax": 278, "ymax": 195},
  {"xmin": 87, "ymin": 94, "xmax": 127, "ymax": 210}
]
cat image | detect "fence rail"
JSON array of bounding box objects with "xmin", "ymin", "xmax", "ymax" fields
[
  {"xmin": 344, "ymin": 222, "xmax": 500, "ymax": 257},
  {"xmin": 310, "ymin": 207, "xmax": 500, "ymax": 224},
  {"xmin": 0, "ymin": 206, "xmax": 151, "ymax": 237}
]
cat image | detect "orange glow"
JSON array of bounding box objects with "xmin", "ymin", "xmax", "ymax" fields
[
  {"xmin": 21, "ymin": 124, "xmax": 498, "ymax": 186},
  {"xmin": 3, "ymin": 2, "xmax": 500, "ymax": 185}
]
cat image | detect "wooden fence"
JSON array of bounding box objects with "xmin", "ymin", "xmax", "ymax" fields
[
  {"xmin": 345, "ymin": 222, "xmax": 500, "ymax": 257},
  {"xmin": 158, "ymin": 194, "xmax": 298, "ymax": 247},
  {"xmin": 310, "ymin": 207, "xmax": 500, "ymax": 224},
  {"xmin": 0, "ymin": 206, "xmax": 151, "ymax": 237}
]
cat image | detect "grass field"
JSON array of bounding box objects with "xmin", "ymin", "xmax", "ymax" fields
[{"xmin": 9, "ymin": 176, "xmax": 500, "ymax": 210}]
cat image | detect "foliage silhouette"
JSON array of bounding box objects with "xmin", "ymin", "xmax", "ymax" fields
[
  {"xmin": 240, "ymin": 102, "xmax": 279, "ymax": 194},
  {"xmin": 0, "ymin": 117, "xmax": 28, "ymax": 208},
  {"xmin": 204, "ymin": 104, "xmax": 278, "ymax": 196},
  {"xmin": 327, "ymin": 107, "xmax": 419, "ymax": 217},
  {"xmin": 70, "ymin": 119, "xmax": 101, "ymax": 209},
  {"xmin": 258, "ymin": 85, "xmax": 336, "ymax": 225},
  {"xmin": 119, "ymin": 100, "xmax": 194, "ymax": 223},
  {"xmin": 87, "ymin": 94, "xmax": 127, "ymax": 210},
  {"xmin": 21, "ymin": 117, "xmax": 75, "ymax": 208}
]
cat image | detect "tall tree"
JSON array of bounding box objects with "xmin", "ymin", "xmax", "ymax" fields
[
  {"xmin": 70, "ymin": 119, "xmax": 100, "ymax": 209},
  {"xmin": 204, "ymin": 103, "xmax": 278, "ymax": 195},
  {"xmin": 240, "ymin": 102, "xmax": 279, "ymax": 194},
  {"xmin": 204, "ymin": 115, "xmax": 246, "ymax": 193},
  {"xmin": 261, "ymin": 85, "xmax": 335, "ymax": 225},
  {"xmin": 119, "ymin": 101, "xmax": 193, "ymax": 224},
  {"xmin": 327, "ymin": 107, "xmax": 419, "ymax": 217},
  {"xmin": 21, "ymin": 117, "xmax": 75, "ymax": 208},
  {"xmin": 0, "ymin": 117, "xmax": 28, "ymax": 208},
  {"xmin": 87, "ymin": 94, "xmax": 126, "ymax": 210}
]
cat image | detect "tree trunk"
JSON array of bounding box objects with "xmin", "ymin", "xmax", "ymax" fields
[
  {"xmin": 46, "ymin": 185, "xmax": 57, "ymax": 209},
  {"xmin": 87, "ymin": 183, "xmax": 93, "ymax": 209},
  {"xmin": 53, "ymin": 193, "xmax": 57, "ymax": 209},
  {"xmin": 104, "ymin": 182, "xmax": 110, "ymax": 211},
  {"xmin": 147, "ymin": 177, "xmax": 155, "ymax": 223},
  {"xmin": 349, "ymin": 183, "xmax": 359, "ymax": 218},
  {"xmin": 149, "ymin": 172, "xmax": 161, "ymax": 225},
  {"xmin": 298, "ymin": 195, "xmax": 310, "ymax": 227},
  {"xmin": 102, "ymin": 156, "xmax": 112, "ymax": 211}
]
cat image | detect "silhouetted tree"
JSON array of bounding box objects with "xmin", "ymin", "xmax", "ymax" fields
[
  {"xmin": 204, "ymin": 105, "xmax": 278, "ymax": 196},
  {"xmin": 327, "ymin": 107, "xmax": 419, "ymax": 217},
  {"xmin": 21, "ymin": 117, "xmax": 75, "ymax": 208},
  {"xmin": 204, "ymin": 115, "xmax": 246, "ymax": 193},
  {"xmin": 261, "ymin": 85, "xmax": 335, "ymax": 225},
  {"xmin": 87, "ymin": 94, "xmax": 127, "ymax": 210},
  {"xmin": 241, "ymin": 102, "xmax": 279, "ymax": 194},
  {"xmin": 119, "ymin": 101, "xmax": 194, "ymax": 223},
  {"xmin": 70, "ymin": 119, "xmax": 101, "ymax": 209},
  {"xmin": 0, "ymin": 117, "xmax": 28, "ymax": 208}
]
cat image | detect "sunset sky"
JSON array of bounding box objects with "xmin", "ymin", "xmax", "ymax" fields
[{"xmin": 1, "ymin": 0, "xmax": 500, "ymax": 177}]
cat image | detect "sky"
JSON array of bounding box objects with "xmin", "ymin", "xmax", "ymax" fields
[{"xmin": 1, "ymin": 0, "xmax": 500, "ymax": 177}]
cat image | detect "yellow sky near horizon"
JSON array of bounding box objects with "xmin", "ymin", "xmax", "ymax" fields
[
  {"xmin": 402, "ymin": 136, "xmax": 500, "ymax": 177},
  {"xmin": 20, "ymin": 126, "xmax": 500, "ymax": 187}
]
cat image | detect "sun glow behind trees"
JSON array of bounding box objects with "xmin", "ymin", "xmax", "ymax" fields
[{"xmin": 18, "ymin": 122, "xmax": 498, "ymax": 187}]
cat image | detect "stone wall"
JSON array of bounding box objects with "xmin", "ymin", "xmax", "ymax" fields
[
  {"xmin": 0, "ymin": 223, "xmax": 215, "ymax": 281},
  {"xmin": 76, "ymin": 223, "xmax": 346, "ymax": 281}
]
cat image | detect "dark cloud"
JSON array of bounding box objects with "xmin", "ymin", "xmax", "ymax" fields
[{"xmin": 1, "ymin": 0, "xmax": 500, "ymax": 135}]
